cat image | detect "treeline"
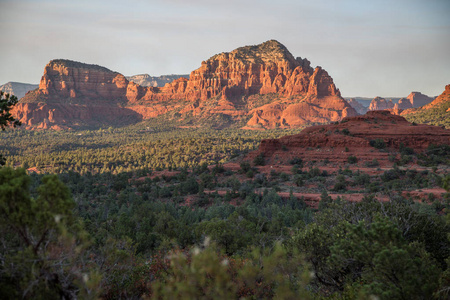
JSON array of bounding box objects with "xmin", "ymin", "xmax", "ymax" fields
[{"xmin": 1, "ymin": 125, "xmax": 303, "ymax": 174}]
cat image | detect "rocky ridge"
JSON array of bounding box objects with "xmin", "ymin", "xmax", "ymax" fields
[
  {"xmin": 368, "ymin": 97, "xmax": 394, "ymax": 111},
  {"xmin": 402, "ymin": 84, "xmax": 450, "ymax": 128},
  {"xmin": 250, "ymin": 110, "xmax": 450, "ymax": 164},
  {"xmin": 14, "ymin": 40, "xmax": 357, "ymax": 129}
]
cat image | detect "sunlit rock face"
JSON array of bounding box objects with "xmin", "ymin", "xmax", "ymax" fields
[{"xmin": 14, "ymin": 40, "xmax": 357, "ymax": 129}]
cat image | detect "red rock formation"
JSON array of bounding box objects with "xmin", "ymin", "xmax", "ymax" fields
[
  {"xmin": 368, "ymin": 97, "xmax": 394, "ymax": 111},
  {"xmin": 14, "ymin": 40, "xmax": 357, "ymax": 129},
  {"xmin": 250, "ymin": 110, "xmax": 450, "ymax": 164},
  {"xmin": 401, "ymin": 84, "xmax": 450, "ymax": 119},
  {"xmin": 38, "ymin": 60, "xmax": 128, "ymax": 100},
  {"xmin": 393, "ymin": 98, "xmax": 413, "ymax": 110},
  {"xmin": 409, "ymin": 85, "xmax": 449, "ymax": 111},
  {"xmin": 347, "ymin": 98, "xmax": 367, "ymax": 114},
  {"xmin": 406, "ymin": 92, "xmax": 434, "ymax": 108}
]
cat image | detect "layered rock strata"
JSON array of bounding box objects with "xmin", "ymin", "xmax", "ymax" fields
[{"xmin": 14, "ymin": 40, "xmax": 357, "ymax": 129}]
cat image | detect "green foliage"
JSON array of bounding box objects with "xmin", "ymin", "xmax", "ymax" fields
[
  {"xmin": 364, "ymin": 158, "xmax": 379, "ymax": 167},
  {"xmin": 253, "ymin": 153, "xmax": 265, "ymax": 166},
  {"xmin": 417, "ymin": 144, "xmax": 450, "ymax": 166},
  {"xmin": 330, "ymin": 218, "xmax": 440, "ymax": 299},
  {"xmin": 0, "ymin": 167, "xmax": 95, "ymax": 298},
  {"xmin": 404, "ymin": 96, "xmax": 450, "ymax": 128},
  {"xmin": 0, "ymin": 126, "xmax": 302, "ymax": 174},
  {"xmin": 294, "ymin": 199, "xmax": 449, "ymax": 298},
  {"xmin": 151, "ymin": 241, "xmax": 312, "ymax": 300},
  {"xmin": 0, "ymin": 91, "xmax": 21, "ymax": 165},
  {"xmin": 318, "ymin": 190, "xmax": 333, "ymax": 210},
  {"xmin": 332, "ymin": 174, "xmax": 347, "ymax": 192},
  {"xmin": 239, "ymin": 161, "xmax": 251, "ymax": 173},
  {"xmin": 369, "ymin": 138, "xmax": 386, "ymax": 149},
  {"xmin": 289, "ymin": 157, "xmax": 303, "ymax": 166},
  {"xmin": 347, "ymin": 155, "xmax": 358, "ymax": 164},
  {"xmin": 0, "ymin": 91, "xmax": 21, "ymax": 130}
]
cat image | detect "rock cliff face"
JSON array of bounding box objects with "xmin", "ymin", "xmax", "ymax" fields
[
  {"xmin": 126, "ymin": 74, "xmax": 189, "ymax": 87},
  {"xmin": 406, "ymin": 92, "xmax": 434, "ymax": 108},
  {"xmin": 250, "ymin": 110, "xmax": 450, "ymax": 164},
  {"xmin": 393, "ymin": 98, "xmax": 413, "ymax": 110},
  {"xmin": 14, "ymin": 40, "xmax": 357, "ymax": 129},
  {"xmin": 0, "ymin": 82, "xmax": 39, "ymax": 99},
  {"xmin": 368, "ymin": 97, "xmax": 394, "ymax": 111},
  {"xmin": 347, "ymin": 98, "xmax": 367, "ymax": 114},
  {"xmin": 36, "ymin": 60, "xmax": 128, "ymax": 101}
]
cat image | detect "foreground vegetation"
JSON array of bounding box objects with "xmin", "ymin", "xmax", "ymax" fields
[{"xmin": 1, "ymin": 153, "xmax": 449, "ymax": 299}]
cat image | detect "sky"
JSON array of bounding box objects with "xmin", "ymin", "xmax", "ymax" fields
[{"xmin": 1, "ymin": 0, "xmax": 449, "ymax": 97}]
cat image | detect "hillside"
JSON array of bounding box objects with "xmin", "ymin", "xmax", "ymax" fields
[
  {"xmin": 402, "ymin": 84, "xmax": 450, "ymax": 128},
  {"xmin": 13, "ymin": 40, "xmax": 356, "ymax": 130},
  {"xmin": 250, "ymin": 110, "xmax": 450, "ymax": 165}
]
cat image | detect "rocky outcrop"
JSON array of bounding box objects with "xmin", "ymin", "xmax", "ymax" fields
[
  {"xmin": 126, "ymin": 74, "xmax": 189, "ymax": 87},
  {"xmin": 393, "ymin": 98, "xmax": 413, "ymax": 110},
  {"xmin": 368, "ymin": 97, "xmax": 394, "ymax": 111},
  {"xmin": 14, "ymin": 40, "xmax": 357, "ymax": 129},
  {"xmin": 347, "ymin": 98, "xmax": 367, "ymax": 114},
  {"xmin": 417, "ymin": 85, "xmax": 450, "ymax": 111},
  {"xmin": 402, "ymin": 84, "xmax": 450, "ymax": 128},
  {"xmin": 250, "ymin": 110, "xmax": 450, "ymax": 164},
  {"xmin": 406, "ymin": 92, "xmax": 434, "ymax": 108},
  {"xmin": 0, "ymin": 82, "xmax": 38, "ymax": 99},
  {"xmin": 36, "ymin": 60, "xmax": 128, "ymax": 101}
]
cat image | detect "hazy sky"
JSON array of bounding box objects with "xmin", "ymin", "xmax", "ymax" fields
[{"xmin": 1, "ymin": 0, "xmax": 449, "ymax": 97}]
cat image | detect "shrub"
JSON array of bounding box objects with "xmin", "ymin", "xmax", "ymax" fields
[
  {"xmin": 289, "ymin": 157, "xmax": 303, "ymax": 166},
  {"xmin": 364, "ymin": 159, "xmax": 380, "ymax": 167},
  {"xmin": 253, "ymin": 154, "xmax": 265, "ymax": 166},
  {"xmin": 347, "ymin": 155, "xmax": 358, "ymax": 164},
  {"xmin": 240, "ymin": 161, "xmax": 251, "ymax": 173},
  {"xmin": 294, "ymin": 175, "xmax": 304, "ymax": 187},
  {"xmin": 369, "ymin": 138, "xmax": 386, "ymax": 149}
]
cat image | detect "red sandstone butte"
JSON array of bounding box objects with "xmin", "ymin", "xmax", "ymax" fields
[{"xmin": 14, "ymin": 40, "xmax": 357, "ymax": 129}]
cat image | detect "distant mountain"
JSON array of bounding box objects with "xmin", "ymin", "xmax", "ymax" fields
[
  {"xmin": 368, "ymin": 97, "xmax": 394, "ymax": 111},
  {"xmin": 402, "ymin": 84, "xmax": 450, "ymax": 128},
  {"xmin": 406, "ymin": 92, "xmax": 434, "ymax": 108},
  {"xmin": 344, "ymin": 97, "xmax": 372, "ymax": 108},
  {"xmin": 126, "ymin": 74, "xmax": 189, "ymax": 87},
  {"xmin": 14, "ymin": 40, "xmax": 356, "ymax": 130},
  {"xmin": 346, "ymin": 98, "xmax": 368, "ymax": 115},
  {"xmin": 0, "ymin": 82, "xmax": 38, "ymax": 99}
]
